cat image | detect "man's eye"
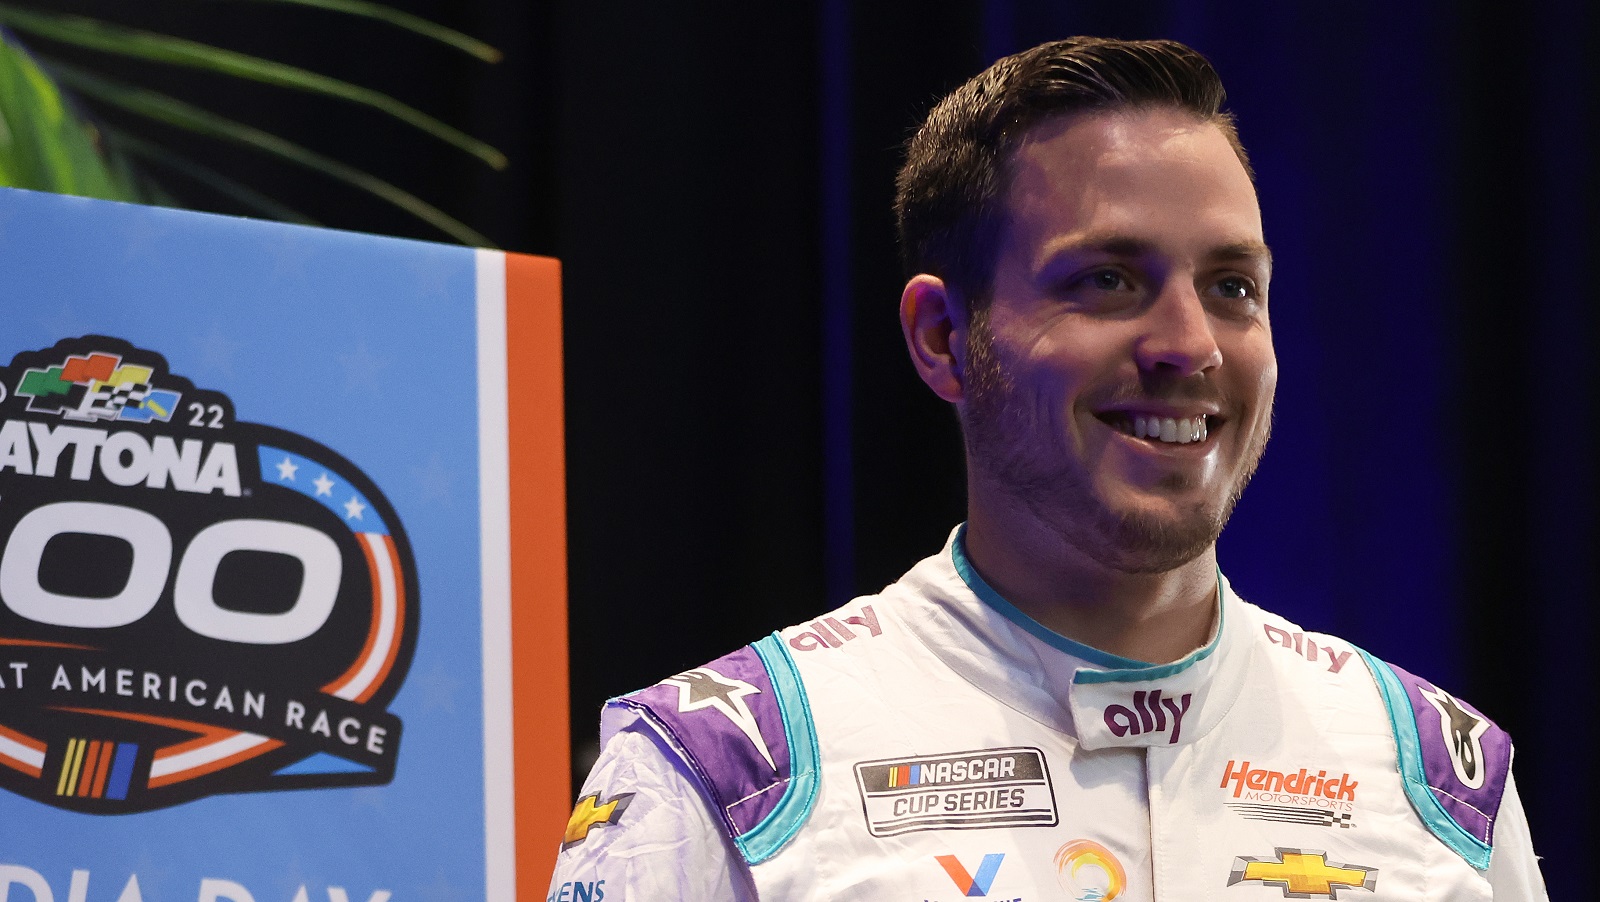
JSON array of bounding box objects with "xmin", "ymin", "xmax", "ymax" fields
[
  {"xmin": 1213, "ymin": 276, "xmax": 1253, "ymax": 299},
  {"xmin": 1080, "ymin": 270, "xmax": 1129, "ymax": 291}
]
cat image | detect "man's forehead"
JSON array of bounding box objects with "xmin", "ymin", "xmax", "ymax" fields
[
  {"xmin": 1004, "ymin": 107, "xmax": 1250, "ymax": 195},
  {"xmin": 996, "ymin": 108, "xmax": 1264, "ymax": 257}
]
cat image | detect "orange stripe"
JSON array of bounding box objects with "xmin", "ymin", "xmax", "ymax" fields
[
  {"xmin": 48, "ymin": 706, "xmax": 282, "ymax": 786},
  {"xmin": 77, "ymin": 741, "xmax": 103, "ymax": 797},
  {"xmin": 148, "ymin": 737, "xmax": 284, "ymax": 788},
  {"xmin": 0, "ymin": 754, "xmax": 42, "ymax": 779},
  {"xmin": 356, "ymin": 534, "xmax": 405, "ymax": 703},
  {"xmin": 0, "ymin": 723, "xmax": 47, "ymax": 754},
  {"xmin": 506, "ymin": 251, "xmax": 569, "ymax": 901},
  {"xmin": 323, "ymin": 536, "xmax": 385, "ymax": 696},
  {"xmin": 0, "ymin": 636, "xmax": 97, "ymax": 650},
  {"xmin": 53, "ymin": 706, "xmax": 224, "ymax": 743},
  {"xmin": 90, "ymin": 741, "xmax": 115, "ymax": 798}
]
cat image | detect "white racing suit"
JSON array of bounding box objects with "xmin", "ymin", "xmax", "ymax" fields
[{"xmin": 550, "ymin": 527, "xmax": 1547, "ymax": 901}]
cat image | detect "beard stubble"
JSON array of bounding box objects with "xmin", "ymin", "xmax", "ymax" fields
[{"xmin": 959, "ymin": 308, "xmax": 1270, "ymax": 574}]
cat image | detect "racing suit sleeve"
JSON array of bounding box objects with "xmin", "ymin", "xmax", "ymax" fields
[
  {"xmin": 548, "ymin": 726, "xmax": 760, "ymax": 902},
  {"xmin": 1486, "ymin": 771, "xmax": 1549, "ymax": 901}
]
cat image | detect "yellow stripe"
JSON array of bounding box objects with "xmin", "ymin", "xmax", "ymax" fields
[
  {"xmin": 56, "ymin": 739, "xmax": 79, "ymax": 795},
  {"xmin": 66, "ymin": 738, "xmax": 87, "ymax": 795}
]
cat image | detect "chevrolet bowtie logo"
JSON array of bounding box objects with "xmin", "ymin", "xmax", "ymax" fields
[
  {"xmin": 1227, "ymin": 848, "xmax": 1377, "ymax": 898},
  {"xmin": 562, "ymin": 791, "xmax": 635, "ymax": 850}
]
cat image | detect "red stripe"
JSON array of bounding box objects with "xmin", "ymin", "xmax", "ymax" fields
[
  {"xmin": 322, "ymin": 534, "xmax": 384, "ymax": 697},
  {"xmin": 356, "ymin": 535, "xmax": 405, "ymax": 703},
  {"xmin": 90, "ymin": 741, "xmax": 114, "ymax": 798},
  {"xmin": 149, "ymin": 737, "xmax": 284, "ymax": 788},
  {"xmin": 0, "ymin": 723, "xmax": 46, "ymax": 754},
  {"xmin": 77, "ymin": 741, "xmax": 102, "ymax": 797}
]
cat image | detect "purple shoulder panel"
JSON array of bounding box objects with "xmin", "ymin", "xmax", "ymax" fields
[
  {"xmin": 1387, "ymin": 661, "xmax": 1513, "ymax": 845},
  {"xmin": 611, "ymin": 644, "xmax": 792, "ymax": 840}
]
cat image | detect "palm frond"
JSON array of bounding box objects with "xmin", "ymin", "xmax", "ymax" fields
[
  {"xmin": 45, "ymin": 59, "xmax": 494, "ymax": 247},
  {"xmin": 0, "ymin": 5, "xmax": 507, "ymax": 169},
  {"xmin": 103, "ymin": 125, "xmax": 319, "ymax": 225},
  {"xmin": 0, "ymin": 30, "xmax": 143, "ymax": 200},
  {"xmin": 219, "ymin": 0, "xmax": 501, "ymax": 62}
]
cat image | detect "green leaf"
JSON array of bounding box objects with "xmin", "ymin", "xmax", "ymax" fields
[
  {"xmin": 218, "ymin": 0, "xmax": 501, "ymax": 62},
  {"xmin": 103, "ymin": 125, "xmax": 319, "ymax": 225},
  {"xmin": 0, "ymin": 33, "xmax": 142, "ymax": 200},
  {"xmin": 0, "ymin": 6, "xmax": 507, "ymax": 169},
  {"xmin": 45, "ymin": 59, "xmax": 494, "ymax": 246}
]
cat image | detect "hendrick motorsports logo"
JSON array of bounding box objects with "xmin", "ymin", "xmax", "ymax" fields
[{"xmin": 0, "ymin": 337, "xmax": 419, "ymax": 813}]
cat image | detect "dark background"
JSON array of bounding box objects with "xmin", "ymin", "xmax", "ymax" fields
[{"xmin": 20, "ymin": 0, "xmax": 1596, "ymax": 895}]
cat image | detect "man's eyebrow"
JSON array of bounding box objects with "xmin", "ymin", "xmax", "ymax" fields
[
  {"xmin": 1209, "ymin": 241, "xmax": 1274, "ymax": 267},
  {"xmin": 1047, "ymin": 234, "xmax": 1158, "ymax": 258},
  {"xmin": 1037, "ymin": 235, "xmax": 1274, "ymax": 271}
]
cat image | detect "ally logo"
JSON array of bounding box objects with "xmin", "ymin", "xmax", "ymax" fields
[
  {"xmin": 0, "ymin": 336, "xmax": 419, "ymax": 813},
  {"xmin": 935, "ymin": 853, "xmax": 1004, "ymax": 897}
]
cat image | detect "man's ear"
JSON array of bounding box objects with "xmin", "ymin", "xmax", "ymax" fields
[{"xmin": 900, "ymin": 274, "xmax": 966, "ymax": 403}]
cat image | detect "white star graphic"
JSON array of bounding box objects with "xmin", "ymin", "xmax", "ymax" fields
[
  {"xmin": 343, "ymin": 496, "xmax": 367, "ymax": 520},
  {"xmin": 313, "ymin": 473, "xmax": 336, "ymax": 496},
  {"xmin": 663, "ymin": 668, "xmax": 775, "ymax": 771},
  {"xmin": 275, "ymin": 456, "xmax": 299, "ymax": 481}
]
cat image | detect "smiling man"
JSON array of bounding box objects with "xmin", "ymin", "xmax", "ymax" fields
[{"xmin": 548, "ymin": 38, "xmax": 1547, "ymax": 901}]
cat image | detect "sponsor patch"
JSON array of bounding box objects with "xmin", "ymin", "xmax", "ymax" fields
[
  {"xmin": 547, "ymin": 880, "xmax": 607, "ymax": 902},
  {"xmin": 1055, "ymin": 839, "xmax": 1126, "ymax": 901},
  {"xmin": 1417, "ymin": 685, "xmax": 1489, "ymax": 789},
  {"xmin": 1261, "ymin": 625, "xmax": 1352, "ymax": 675},
  {"xmin": 661, "ymin": 666, "xmax": 774, "ymax": 770},
  {"xmin": 854, "ymin": 746, "xmax": 1056, "ymax": 837},
  {"xmin": 1101, "ymin": 689, "xmax": 1192, "ymax": 744},
  {"xmin": 936, "ymin": 853, "xmax": 1004, "ymax": 897},
  {"xmin": 1219, "ymin": 760, "xmax": 1358, "ymax": 828},
  {"xmin": 562, "ymin": 791, "xmax": 634, "ymax": 850},
  {"xmin": 786, "ymin": 603, "xmax": 881, "ymax": 652},
  {"xmin": 1227, "ymin": 848, "xmax": 1377, "ymax": 898}
]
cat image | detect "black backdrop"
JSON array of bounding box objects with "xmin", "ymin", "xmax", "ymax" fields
[{"xmin": 25, "ymin": 1, "xmax": 1597, "ymax": 895}]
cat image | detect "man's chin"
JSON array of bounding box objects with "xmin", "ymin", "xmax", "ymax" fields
[{"xmin": 1061, "ymin": 500, "xmax": 1225, "ymax": 575}]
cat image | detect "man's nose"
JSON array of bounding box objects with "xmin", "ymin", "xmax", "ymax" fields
[{"xmin": 1134, "ymin": 282, "xmax": 1223, "ymax": 377}]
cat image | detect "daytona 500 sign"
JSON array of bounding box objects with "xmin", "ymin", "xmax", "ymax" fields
[
  {"xmin": 0, "ymin": 335, "xmax": 417, "ymax": 812},
  {"xmin": 0, "ymin": 189, "xmax": 568, "ymax": 902}
]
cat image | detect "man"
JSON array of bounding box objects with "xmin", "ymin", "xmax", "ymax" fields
[{"xmin": 548, "ymin": 38, "xmax": 1546, "ymax": 901}]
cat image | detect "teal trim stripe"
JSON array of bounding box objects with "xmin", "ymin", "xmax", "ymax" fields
[
  {"xmin": 1356, "ymin": 647, "xmax": 1492, "ymax": 870},
  {"xmin": 952, "ymin": 525, "xmax": 1228, "ymax": 684},
  {"xmin": 1072, "ymin": 583, "xmax": 1223, "ymax": 684},
  {"xmin": 738, "ymin": 634, "xmax": 821, "ymax": 864},
  {"xmin": 952, "ymin": 525, "xmax": 1149, "ymax": 670}
]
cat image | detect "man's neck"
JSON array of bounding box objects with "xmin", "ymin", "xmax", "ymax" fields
[{"xmin": 962, "ymin": 508, "xmax": 1220, "ymax": 666}]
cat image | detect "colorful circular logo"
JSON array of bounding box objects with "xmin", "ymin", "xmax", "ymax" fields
[{"xmin": 1054, "ymin": 839, "xmax": 1127, "ymax": 901}]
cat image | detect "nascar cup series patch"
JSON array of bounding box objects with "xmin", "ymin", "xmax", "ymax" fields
[
  {"xmin": 0, "ymin": 336, "xmax": 418, "ymax": 813},
  {"xmin": 854, "ymin": 746, "xmax": 1058, "ymax": 837}
]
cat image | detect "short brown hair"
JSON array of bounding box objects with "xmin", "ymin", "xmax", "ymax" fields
[{"xmin": 894, "ymin": 37, "xmax": 1251, "ymax": 309}]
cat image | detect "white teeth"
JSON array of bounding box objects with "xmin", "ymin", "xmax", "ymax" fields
[{"xmin": 1119, "ymin": 414, "xmax": 1209, "ymax": 444}]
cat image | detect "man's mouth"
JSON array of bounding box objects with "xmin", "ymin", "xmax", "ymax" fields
[{"xmin": 1099, "ymin": 413, "xmax": 1214, "ymax": 445}]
